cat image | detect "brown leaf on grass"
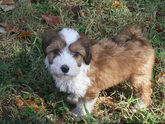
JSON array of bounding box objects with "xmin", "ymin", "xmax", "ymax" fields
[
  {"xmin": 126, "ymin": 2, "xmax": 136, "ymax": 12},
  {"xmin": 15, "ymin": 68, "xmax": 23, "ymax": 79},
  {"xmin": 127, "ymin": 7, "xmax": 136, "ymax": 12},
  {"xmin": 112, "ymin": 1, "xmax": 122, "ymax": 9},
  {"xmin": 0, "ymin": 0, "xmax": 14, "ymax": 5},
  {"xmin": 155, "ymin": 71, "xmax": 162, "ymax": 81},
  {"xmin": 155, "ymin": 25, "xmax": 165, "ymax": 35},
  {"xmin": 0, "ymin": 23, "xmax": 34, "ymax": 37},
  {"xmin": 41, "ymin": 13, "xmax": 60, "ymax": 27},
  {"xmin": 0, "ymin": 0, "xmax": 15, "ymax": 11},
  {"xmin": 17, "ymin": 31, "xmax": 34, "ymax": 38},
  {"xmin": 68, "ymin": 5, "xmax": 85, "ymax": 21},
  {"xmin": 15, "ymin": 96, "xmax": 47, "ymax": 112},
  {"xmin": 71, "ymin": 5, "xmax": 85, "ymax": 14},
  {"xmin": 15, "ymin": 96, "xmax": 29, "ymax": 112},
  {"xmin": 158, "ymin": 6, "xmax": 162, "ymax": 10},
  {"xmin": 0, "ymin": 23, "xmax": 24, "ymax": 33},
  {"xmin": 79, "ymin": 11, "xmax": 85, "ymax": 17},
  {"xmin": 155, "ymin": 58, "xmax": 160, "ymax": 63}
]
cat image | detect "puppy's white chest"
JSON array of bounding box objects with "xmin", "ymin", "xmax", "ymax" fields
[{"xmin": 54, "ymin": 64, "xmax": 91, "ymax": 97}]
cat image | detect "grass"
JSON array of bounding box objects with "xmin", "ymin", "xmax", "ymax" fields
[{"xmin": 0, "ymin": 0, "xmax": 165, "ymax": 123}]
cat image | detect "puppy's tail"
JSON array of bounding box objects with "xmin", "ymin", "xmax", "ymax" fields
[{"xmin": 112, "ymin": 26, "xmax": 149, "ymax": 46}]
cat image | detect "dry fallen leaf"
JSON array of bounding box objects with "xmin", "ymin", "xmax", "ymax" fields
[
  {"xmin": 0, "ymin": 23, "xmax": 33, "ymax": 38},
  {"xmin": 158, "ymin": 6, "xmax": 162, "ymax": 10},
  {"xmin": 41, "ymin": 13, "xmax": 60, "ymax": 26},
  {"xmin": 155, "ymin": 58, "xmax": 160, "ymax": 63},
  {"xmin": 15, "ymin": 96, "xmax": 29, "ymax": 112},
  {"xmin": 79, "ymin": 11, "xmax": 85, "ymax": 17},
  {"xmin": 126, "ymin": 2, "xmax": 136, "ymax": 12},
  {"xmin": 127, "ymin": 7, "xmax": 136, "ymax": 12},
  {"xmin": 17, "ymin": 31, "xmax": 34, "ymax": 38},
  {"xmin": 0, "ymin": 0, "xmax": 14, "ymax": 5},
  {"xmin": 0, "ymin": 0, "xmax": 15, "ymax": 11},
  {"xmin": 155, "ymin": 71, "xmax": 162, "ymax": 81},
  {"xmin": 15, "ymin": 96, "xmax": 47, "ymax": 112},
  {"xmin": 68, "ymin": 5, "xmax": 85, "ymax": 21},
  {"xmin": 155, "ymin": 25, "xmax": 165, "ymax": 35},
  {"xmin": 0, "ymin": 23, "xmax": 24, "ymax": 33},
  {"xmin": 112, "ymin": 1, "xmax": 122, "ymax": 9}
]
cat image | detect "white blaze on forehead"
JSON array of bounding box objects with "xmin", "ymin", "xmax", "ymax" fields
[{"xmin": 59, "ymin": 28, "xmax": 80, "ymax": 46}]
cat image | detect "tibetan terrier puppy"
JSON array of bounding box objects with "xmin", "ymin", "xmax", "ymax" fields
[{"xmin": 42, "ymin": 26, "xmax": 155, "ymax": 118}]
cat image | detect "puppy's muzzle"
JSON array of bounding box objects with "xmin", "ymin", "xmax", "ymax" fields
[{"xmin": 61, "ymin": 64, "xmax": 69, "ymax": 73}]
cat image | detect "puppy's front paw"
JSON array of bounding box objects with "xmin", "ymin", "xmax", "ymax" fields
[
  {"xmin": 70, "ymin": 108, "xmax": 85, "ymax": 119},
  {"xmin": 66, "ymin": 94, "xmax": 78, "ymax": 104},
  {"xmin": 70, "ymin": 109, "xmax": 79, "ymax": 119}
]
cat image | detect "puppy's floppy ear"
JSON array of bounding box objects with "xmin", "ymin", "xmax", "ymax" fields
[
  {"xmin": 42, "ymin": 29, "xmax": 61, "ymax": 56},
  {"xmin": 79, "ymin": 34, "xmax": 92, "ymax": 65}
]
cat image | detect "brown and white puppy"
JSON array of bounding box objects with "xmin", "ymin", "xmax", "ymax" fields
[{"xmin": 42, "ymin": 27, "xmax": 155, "ymax": 118}]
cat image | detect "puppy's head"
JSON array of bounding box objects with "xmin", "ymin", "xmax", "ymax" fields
[{"xmin": 42, "ymin": 28, "xmax": 92, "ymax": 80}]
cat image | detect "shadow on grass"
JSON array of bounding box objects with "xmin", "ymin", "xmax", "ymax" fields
[{"xmin": 0, "ymin": 39, "xmax": 70, "ymax": 123}]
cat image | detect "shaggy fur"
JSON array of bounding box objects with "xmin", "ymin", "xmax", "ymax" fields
[{"xmin": 42, "ymin": 26, "xmax": 155, "ymax": 118}]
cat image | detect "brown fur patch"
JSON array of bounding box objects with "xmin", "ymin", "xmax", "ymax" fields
[
  {"xmin": 69, "ymin": 41, "xmax": 85, "ymax": 67},
  {"xmin": 85, "ymin": 26, "xmax": 154, "ymax": 109},
  {"xmin": 69, "ymin": 34, "xmax": 92, "ymax": 66},
  {"xmin": 42, "ymin": 29, "xmax": 67, "ymax": 64}
]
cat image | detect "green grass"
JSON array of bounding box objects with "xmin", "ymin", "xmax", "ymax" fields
[{"xmin": 0, "ymin": 0, "xmax": 165, "ymax": 123}]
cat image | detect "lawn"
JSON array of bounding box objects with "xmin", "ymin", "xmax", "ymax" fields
[{"xmin": 0, "ymin": 0, "xmax": 165, "ymax": 123}]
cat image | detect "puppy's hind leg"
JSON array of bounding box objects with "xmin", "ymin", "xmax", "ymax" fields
[{"xmin": 130, "ymin": 75, "xmax": 152, "ymax": 110}]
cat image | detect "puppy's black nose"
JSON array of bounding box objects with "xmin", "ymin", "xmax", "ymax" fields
[{"xmin": 61, "ymin": 64, "xmax": 69, "ymax": 73}]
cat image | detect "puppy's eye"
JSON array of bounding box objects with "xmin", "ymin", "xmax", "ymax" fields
[
  {"xmin": 73, "ymin": 52, "xmax": 79, "ymax": 58},
  {"xmin": 53, "ymin": 49, "xmax": 60, "ymax": 55}
]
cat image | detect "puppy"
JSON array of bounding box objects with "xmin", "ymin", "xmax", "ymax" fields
[{"xmin": 42, "ymin": 26, "xmax": 155, "ymax": 118}]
